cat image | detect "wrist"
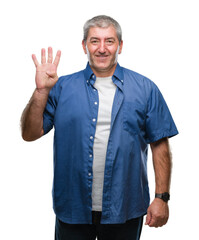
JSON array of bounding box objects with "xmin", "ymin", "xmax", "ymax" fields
[
  {"xmin": 31, "ymin": 88, "xmax": 50, "ymax": 109},
  {"xmin": 35, "ymin": 87, "xmax": 51, "ymax": 96}
]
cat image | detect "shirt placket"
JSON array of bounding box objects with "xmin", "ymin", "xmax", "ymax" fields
[
  {"xmin": 101, "ymin": 76, "xmax": 124, "ymax": 223},
  {"xmin": 86, "ymin": 74, "xmax": 99, "ymax": 217},
  {"xmin": 85, "ymin": 71, "xmax": 124, "ymax": 223}
]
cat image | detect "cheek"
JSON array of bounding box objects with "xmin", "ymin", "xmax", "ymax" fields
[
  {"xmin": 87, "ymin": 45, "xmax": 97, "ymax": 54},
  {"xmin": 109, "ymin": 46, "xmax": 120, "ymax": 56}
]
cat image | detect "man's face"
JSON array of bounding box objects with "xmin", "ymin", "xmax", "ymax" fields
[{"xmin": 82, "ymin": 25, "xmax": 123, "ymax": 77}]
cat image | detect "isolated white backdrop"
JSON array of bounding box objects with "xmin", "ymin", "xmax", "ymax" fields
[{"xmin": 1, "ymin": 0, "xmax": 198, "ymax": 239}]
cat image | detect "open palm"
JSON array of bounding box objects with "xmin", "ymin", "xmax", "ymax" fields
[{"xmin": 32, "ymin": 47, "xmax": 61, "ymax": 93}]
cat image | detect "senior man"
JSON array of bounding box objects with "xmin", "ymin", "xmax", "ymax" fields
[{"xmin": 21, "ymin": 15, "xmax": 178, "ymax": 240}]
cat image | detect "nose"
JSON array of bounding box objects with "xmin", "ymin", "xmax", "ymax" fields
[{"xmin": 98, "ymin": 41, "xmax": 106, "ymax": 53}]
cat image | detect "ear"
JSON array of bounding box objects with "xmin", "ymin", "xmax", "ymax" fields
[
  {"xmin": 82, "ymin": 40, "xmax": 87, "ymax": 54},
  {"xmin": 118, "ymin": 40, "xmax": 123, "ymax": 54}
]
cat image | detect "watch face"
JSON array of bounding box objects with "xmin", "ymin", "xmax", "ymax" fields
[{"xmin": 162, "ymin": 193, "xmax": 170, "ymax": 201}]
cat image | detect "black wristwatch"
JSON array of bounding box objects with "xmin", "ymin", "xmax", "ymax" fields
[{"xmin": 155, "ymin": 192, "xmax": 170, "ymax": 202}]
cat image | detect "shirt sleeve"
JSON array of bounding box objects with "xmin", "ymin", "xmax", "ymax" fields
[{"xmin": 145, "ymin": 81, "xmax": 179, "ymax": 143}]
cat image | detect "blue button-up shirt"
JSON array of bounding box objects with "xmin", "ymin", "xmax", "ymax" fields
[{"xmin": 43, "ymin": 62, "xmax": 178, "ymax": 224}]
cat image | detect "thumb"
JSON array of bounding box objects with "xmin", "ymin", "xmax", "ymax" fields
[
  {"xmin": 145, "ymin": 211, "xmax": 152, "ymax": 225},
  {"xmin": 46, "ymin": 71, "xmax": 58, "ymax": 78}
]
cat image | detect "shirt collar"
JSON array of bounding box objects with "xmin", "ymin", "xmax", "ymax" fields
[
  {"xmin": 84, "ymin": 62, "xmax": 95, "ymax": 82},
  {"xmin": 112, "ymin": 62, "xmax": 124, "ymax": 83},
  {"xmin": 83, "ymin": 62, "xmax": 124, "ymax": 87}
]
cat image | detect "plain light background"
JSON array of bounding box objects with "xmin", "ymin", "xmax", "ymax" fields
[{"xmin": 1, "ymin": 0, "xmax": 198, "ymax": 239}]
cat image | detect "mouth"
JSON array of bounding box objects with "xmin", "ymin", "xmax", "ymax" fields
[
  {"xmin": 96, "ymin": 55, "xmax": 108, "ymax": 57},
  {"xmin": 95, "ymin": 55, "xmax": 109, "ymax": 60}
]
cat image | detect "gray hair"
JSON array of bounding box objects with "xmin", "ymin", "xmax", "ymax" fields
[{"xmin": 83, "ymin": 15, "xmax": 122, "ymax": 44}]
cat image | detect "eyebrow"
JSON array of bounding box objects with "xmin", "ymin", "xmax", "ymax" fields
[
  {"xmin": 106, "ymin": 38, "xmax": 116, "ymax": 41},
  {"xmin": 90, "ymin": 37, "xmax": 99, "ymax": 41}
]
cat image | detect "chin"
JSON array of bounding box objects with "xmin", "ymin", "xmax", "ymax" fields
[
  {"xmin": 96, "ymin": 64, "xmax": 110, "ymax": 72},
  {"xmin": 96, "ymin": 60, "xmax": 113, "ymax": 68}
]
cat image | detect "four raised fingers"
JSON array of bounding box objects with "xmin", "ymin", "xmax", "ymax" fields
[{"xmin": 32, "ymin": 47, "xmax": 61, "ymax": 67}]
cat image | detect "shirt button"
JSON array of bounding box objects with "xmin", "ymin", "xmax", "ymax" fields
[
  {"xmin": 90, "ymin": 136, "xmax": 93, "ymax": 140},
  {"xmin": 89, "ymin": 154, "xmax": 92, "ymax": 158},
  {"xmin": 94, "ymin": 102, "xmax": 98, "ymax": 105},
  {"xmin": 93, "ymin": 89, "xmax": 96, "ymax": 91},
  {"xmin": 88, "ymin": 172, "xmax": 92, "ymax": 176},
  {"xmin": 92, "ymin": 118, "xmax": 96, "ymax": 122},
  {"xmin": 121, "ymin": 79, "xmax": 123, "ymax": 83}
]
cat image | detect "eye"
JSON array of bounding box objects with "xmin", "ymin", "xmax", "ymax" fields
[
  {"xmin": 105, "ymin": 39, "xmax": 115, "ymax": 45},
  {"xmin": 91, "ymin": 40, "xmax": 99, "ymax": 45}
]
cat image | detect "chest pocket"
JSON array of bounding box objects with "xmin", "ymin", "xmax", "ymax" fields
[{"xmin": 123, "ymin": 102, "xmax": 146, "ymax": 136}]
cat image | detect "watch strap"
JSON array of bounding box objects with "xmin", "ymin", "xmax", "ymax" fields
[{"xmin": 155, "ymin": 192, "xmax": 170, "ymax": 202}]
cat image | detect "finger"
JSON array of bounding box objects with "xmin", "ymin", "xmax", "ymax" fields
[
  {"xmin": 32, "ymin": 54, "xmax": 39, "ymax": 67},
  {"xmin": 53, "ymin": 50, "xmax": 61, "ymax": 67},
  {"xmin": 148, "ymin": 217, "xmax": 156, "ymax": 227},
  {"xmin": 48, "ymin": 47, "xmax": 53, "ymax": 63},
  {"xmin": 41, "ymin": 48, "xmax": 46, "ymax": 64},
  {"xmin": 149, "ymin": 217, "xmax": 165, "ymax": 228},
  {"xmin": 145, "ymin": 212, "xmax": 152, "ymax": 225}
]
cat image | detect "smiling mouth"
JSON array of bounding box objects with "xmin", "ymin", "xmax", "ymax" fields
[{"xmin": 95, "ymin": 55, "xmax": 109, "ymax": 59}]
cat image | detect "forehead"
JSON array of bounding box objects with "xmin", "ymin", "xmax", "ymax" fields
[{"xmin": 87, "ymin": 25, "xmax": 118, "ymax": 40}]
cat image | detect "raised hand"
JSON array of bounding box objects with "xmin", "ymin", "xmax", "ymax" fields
[{"xmin": 32, "ymin": 47, "xmax": 61, "ymax": 94}]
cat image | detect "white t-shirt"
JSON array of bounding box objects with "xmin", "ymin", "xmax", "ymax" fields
[{"xmin": 92, "ymin": 76, "xmax": 117, "ymax": 211}]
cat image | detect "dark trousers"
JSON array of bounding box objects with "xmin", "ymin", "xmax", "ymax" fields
[{"xmin": 55, "ymin": 211, "xmax": 143, "ymax": 240}]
